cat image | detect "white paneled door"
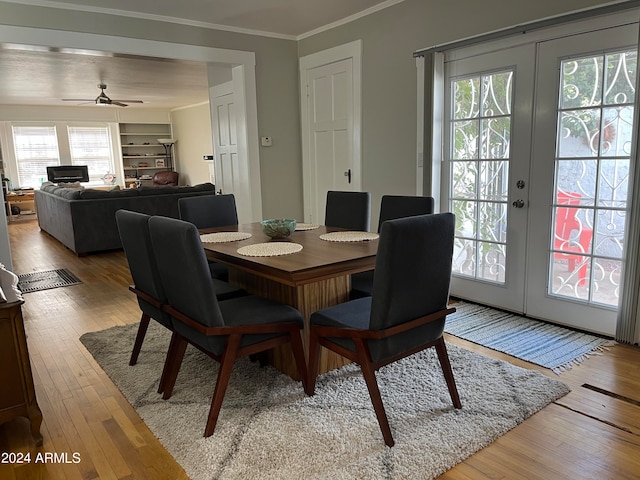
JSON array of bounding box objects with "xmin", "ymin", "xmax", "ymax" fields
[
  {"xmin": 210, "ymin": 82, "xmax": 242, "ymax": 213},
  {"xmin": 444, "ymin": 23, "xmax": 638, "ymax": 335},
  {"xmin": 300, "ymin": 41, "xmax": 361, "ymax": 225}
]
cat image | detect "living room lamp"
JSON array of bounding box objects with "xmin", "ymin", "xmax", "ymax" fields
[{"xmin": 158, "ymin": 138, "xmax": 176, "ymax": 170}]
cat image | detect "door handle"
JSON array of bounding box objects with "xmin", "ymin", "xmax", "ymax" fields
[
  {"xmin": 512, "ymin": 199, "xmax": 525, "ymax": 208},
  {"xmin": 217, "ymin": 189, "xmax": 223, "ymax": 195},
  {"xmin": 344, "ymin": 169, "xmax": 351, "ymax": 184}
]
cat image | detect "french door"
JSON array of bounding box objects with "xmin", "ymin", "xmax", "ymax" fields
[
  {"xmin": 444, "ymin": 22, "xmax": 638, "ymax": 335},
  {"xmin": 444, "ymin": 44, "xmax": 535, "ymax": 313}
]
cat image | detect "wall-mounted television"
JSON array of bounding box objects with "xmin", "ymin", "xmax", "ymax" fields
[{"xmin": 46, "ymin": 165, "xmax": 90, "ymax": 183}]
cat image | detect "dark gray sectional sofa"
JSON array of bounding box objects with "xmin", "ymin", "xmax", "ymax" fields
[{"xmin": 35, "ymin": 182, "xmax": 216, "ymax": 255}]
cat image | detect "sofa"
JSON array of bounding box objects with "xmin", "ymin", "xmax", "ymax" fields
[{"xmin": 35, "ymin": 182, "xmax": 217, "ymax": 255}]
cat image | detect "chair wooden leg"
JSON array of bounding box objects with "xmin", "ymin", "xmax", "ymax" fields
[
  {"xmin": 158, "ymin": 330, "xmax": 182, "ymax": 394},
  {"xmin": 161, "ymin": 333, "xmax": 188, "ymax": 400},
  {"xmin": 204, "ymin": 335, "xmax": 241, "ymax": 437},
  {"xmin": 354, "ymin": 339, "xmax": 394, "ymax": 447},
  {"xmin": 129, "ymin": 313, "xmax": 151, "ymax": 366},
  {"xmin": 435, "ymin": 337, "xmax": 462, "ymax": 409},
  {"xmin": 306, "ymin": 329, "xmax": 321, "ymax": 395},
  {"xmin": 289, "ymin": 329, "xmax": 308, "ymax": 392}
]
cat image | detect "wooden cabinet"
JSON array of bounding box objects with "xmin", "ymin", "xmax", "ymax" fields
[
  {"xmin": 6, "ymin": 190, "xmax": 36, "ymax": 221},
  {"xmin": 0, "ymin": 265, "xmax": 43, "ymax": 446},
  {"xmin": 119, "ymin": 123, "xmax": 174, "ymax": 187}
]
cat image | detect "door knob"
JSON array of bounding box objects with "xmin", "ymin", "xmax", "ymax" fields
[{"xmin": 512, "ymin": 199, "xmax": 525, "ymax": 208}]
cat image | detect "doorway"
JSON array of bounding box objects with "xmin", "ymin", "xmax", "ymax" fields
[{"xmin": 443, "ymin": 22, "xmax": 638, "ymax": 335}]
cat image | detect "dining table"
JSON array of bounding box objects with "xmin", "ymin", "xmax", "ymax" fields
[{"xmin": 200, "ymin": 222, "xmax": 379, "ymax": 379}]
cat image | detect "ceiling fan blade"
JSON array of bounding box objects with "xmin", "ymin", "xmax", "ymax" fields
[
  {"xmin": 62, "ymin": 98, "xmax": 94, "ymax": 102},
  {"xmin": 111, "ymin": 101, "xmax": 129, "ymax": 107},
  {"xmin": 112, "ymin": 99, "xmax": 144, "ymax": 104}
]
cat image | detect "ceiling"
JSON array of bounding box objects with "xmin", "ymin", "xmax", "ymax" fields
[{"xmin": 0, "ymin": 0, "xmax": 396, "ymax": 109}]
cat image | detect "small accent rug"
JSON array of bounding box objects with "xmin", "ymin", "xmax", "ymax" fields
[
  {"xmin": 445, "ymin": 301, "xmax": 616, "ymax": 373},
  {"xmin": 17, "ymin": 268, "xmax": 82, "ymax": 293},
  {"xmin": 80, "ymin": 322, "xmax": 570, "ymax": 480}
]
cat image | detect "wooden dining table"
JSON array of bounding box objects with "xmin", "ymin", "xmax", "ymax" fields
[{"xmin": 200, "ymin": 222, "xmax": 379, "ymax": 379}]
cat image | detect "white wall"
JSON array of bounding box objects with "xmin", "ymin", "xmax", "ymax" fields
[{"xmin": 170, "ymin": 103, "xmax": 214, "ymax": 186}]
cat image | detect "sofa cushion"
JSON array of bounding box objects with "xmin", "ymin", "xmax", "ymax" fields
[
  {"xmin": 79, "ymin": 188, "xmax": 140, "ymax": 199},
  {"xmin": 55, "ymin": 188, "xmax": 84, "ymax": 200}
]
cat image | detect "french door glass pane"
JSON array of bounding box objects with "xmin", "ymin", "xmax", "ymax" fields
[
  {"xmin": 450, "ymin": 69, "xmax": 513, "ymax": 284},
  {"xmin": 550, "ymin": 50, "xmax": 636, "ymax": 307}
]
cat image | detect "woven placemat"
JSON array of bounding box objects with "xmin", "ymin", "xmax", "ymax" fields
[
  {"xmin": 295, "ymin": 223, "xmax": 320, "ymax": 231},
  {"xmin": 319, "ymin": 231, "xmax": 379, "ymax": 242},
  {"xmin": 200, "ymin": 232, "xmax": 252, "ymax": 243},
  {"xmin": 237, "ymin": 242, "xmax": 303, "ymax": 257}
]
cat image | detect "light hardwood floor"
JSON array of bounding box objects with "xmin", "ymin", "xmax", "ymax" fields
[{"xmin": 1, "ymin": 219, "xmax": 639, "ymax": 479}]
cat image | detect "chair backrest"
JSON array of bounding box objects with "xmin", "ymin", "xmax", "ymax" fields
[
  {"xmin": 324, "ymin": 190, "xmax": 371, "ymax": 231},
  {"xmin": 152, "ymin": 171, "xmax": 179, "ymax": 186},
  {"xmin": 555, "ymin": 191, "xmax": 582, "ymax": 246},
  {"xmin": 148, "ymin": 216, "xmax": 225, "ymax": 328},
  {"xmin": 377, "ymin": 195, "xmax": 434, "ymax": 232},
  {"xmin": 178, "ymin": 194, "xmax": 238, "ymax": 229},
  {"xmin": 368, "ymin": 213, "xmax": 455, "ymax": 361},
  {"xmin": 115, "ymin": 209, "xmax": 170, "ymax": 326}
]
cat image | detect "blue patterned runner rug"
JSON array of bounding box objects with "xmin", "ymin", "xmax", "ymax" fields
[{"xmin": 445, "ymin": 300, "xmax": 615, "ymax": 373}]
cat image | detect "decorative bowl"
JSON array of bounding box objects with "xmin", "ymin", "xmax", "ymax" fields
[{"xmin": 260, "ymin": 219, "xmax": 297, "ymax": 239}]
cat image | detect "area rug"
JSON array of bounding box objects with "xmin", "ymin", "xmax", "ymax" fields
[
  {"xmin": 80, "ymin": 322, "xmax": 570, "ymax": 480},
  {"xmin": 445, "ymin": 301, "xmax": 616, "ymax": 373},
  {"xmin": 17, "ymin": 268, "xmax": 82, "ymax": 293}
]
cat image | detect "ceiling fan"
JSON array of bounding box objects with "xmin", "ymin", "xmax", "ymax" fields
[{"xmin": 62, "ymin": 84, "xmax": 144, "ymax": 107}]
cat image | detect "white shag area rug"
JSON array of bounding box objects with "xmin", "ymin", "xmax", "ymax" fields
[{"xmin": 80, "ymin": 322, "xmax": 570, "ymax": 480}]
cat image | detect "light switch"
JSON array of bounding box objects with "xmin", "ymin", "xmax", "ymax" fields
[{"xmin": 261, "ymin": 136, "xmax": 273, "ymax": 147}]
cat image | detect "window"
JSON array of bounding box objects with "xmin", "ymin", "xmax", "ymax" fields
[
  {"xmin": 12, "ymin": 125, "xmax": 60, "ymax": 189},
  {"xmin": 67, "ymin": 125, "xmax": 115, "ymax": 184}
]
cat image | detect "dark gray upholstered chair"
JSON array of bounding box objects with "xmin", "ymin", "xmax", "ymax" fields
[
  {"xmin": 351, "ymin": 195, "xmax": 435, "ymax": 299},
  {"xmin": 324, "ymin": 190, "xmax": 371, "ymax": 231},
  {"xmin": 306, "ymin": 213, "xmax": 461, "ymax": 447},
  {"xmin": 116, "ymin": 210, "xmax": 245, "ymax": 372},
  {"xmin": 178, "ymin": 194, "xmax": 238, "ymax": 280},
  {"xmin": 148, "ymin": 216, "xmax": 308, "ymax": 437}
]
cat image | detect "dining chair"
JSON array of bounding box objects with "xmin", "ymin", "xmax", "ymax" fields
[
  {"xmin": 116, "ymin": 210, "xmax": 245, "ymax": 371},
  {"xmin": 148, "ymin": 215, "xmax": 308, "ymax": 437},
  {"xmin": 554, "ymin": 191, "xmax": 592, "ymax": 286},
  {"xmin": 324, "ymin": 190, "xmax": 371, "ymax": 231},
  {"xmin": 351, "ymin": 195, "xmax": 435, "ymax": 299},
  {"xmin": 178, "ymin": 194, "xmax": 238, "ymax": 280},
  {"xmin": 306, "ymin": 213, "xmax": 461, "ymax": 447}
]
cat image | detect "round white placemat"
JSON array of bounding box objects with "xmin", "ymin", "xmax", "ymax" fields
[
  {"xmin": 295, "ymin": 223, "xmax": 320, "ymax": 231},
  {"xmin": 319, "ymin": 231, "xmax": 380, "ymax": 242},
  {"xmin": 200, "ymin": 232, "xmax": 253, "ymax": 243},
  {"xmin": 237, "ymin": 242, "xmax": 303, "ymax": 257}
]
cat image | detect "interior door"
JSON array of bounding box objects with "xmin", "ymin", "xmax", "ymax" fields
[
  {"xmin": 526, "ymin": 24, "xmax": 638, "ymax": 335},
  {"xmin": 444, "ymin": 44, "xmax": 535, "ymax": 312},
  {"xmin": 210, "ymin": 82, "xmax": 242, "ymax": 212},
  {"xmin": 302, "ymin": 58, "xmax": 356, "ymax": 224}
]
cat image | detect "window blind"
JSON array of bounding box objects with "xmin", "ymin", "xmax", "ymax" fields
[
  {"xmin": 67, "ymin": 125, "xmax": 114, "ymax": 184},
  {"xmin": 12, "ymin": 125, "xmax": 60, "ymax": 189}
]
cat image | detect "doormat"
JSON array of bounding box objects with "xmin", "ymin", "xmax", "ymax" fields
[
  {"xmin": 445, "ymin": 301, "xmax": 616, "ymax": 373},
  {"xmin": 17, "ymin": 269, "xmax": 82, "ymax": 293}
]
